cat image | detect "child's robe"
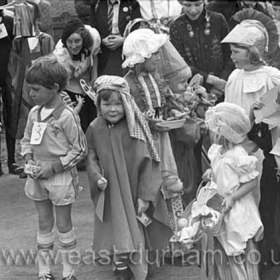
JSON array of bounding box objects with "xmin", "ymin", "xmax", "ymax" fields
[{"xmin": 86, "ymin": 117, "xmax": 172, "ymax": 257}]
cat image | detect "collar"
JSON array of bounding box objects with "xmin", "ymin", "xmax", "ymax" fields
[
  {"xmin": 107, "ymin": 0, "xmax": 120, "ymax": 6},
  {"xmin": 37, "ymin": 98, "xmax": 67, "ymax": 122},
  {"xmin": 139, "ymin": 71, "xmax": 149, "ymax": 77},
  {"xmin": 240, "ymin": 2, "xmax": 257, "ymax": 9}
]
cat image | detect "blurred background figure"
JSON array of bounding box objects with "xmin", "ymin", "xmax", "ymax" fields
[
  {"xmin": 0, "ymin": 1, "xmax": 13, "ymax": 176},
  {"xmin": 74, "ymin": 0, "xmax": 91, "ymax": 25},
  {"xmin": 207, "ymin": 0, "xmax": 273, "ymax": 29},
  {"xmin": 90, "ymin": 0, "xmax": 141, "ymax": 76}
]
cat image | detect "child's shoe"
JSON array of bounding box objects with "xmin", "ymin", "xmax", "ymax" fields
[
  {"xmin": 62, "ymin": 271, "xmax": 77, "ymax": 280},
  {"xmin": 8, "ymin": 163, "xmax": 24, "ymax": 175},
  {"xmin": 115, "ymin": 268, "xmax": 133, "ymax": 280},
  {"xmin": 38, "ymin": 273, "xmax": 55, "ymax": 280},
  {"xmin": 62, "ymin": 275, "xmax": 76, "ymax": 280}
]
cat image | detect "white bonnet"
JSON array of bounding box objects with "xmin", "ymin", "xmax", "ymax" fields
[
  {"xmin": 205, "ymin": 102, "xmax": 251, "ymax": 144},
  {"xmin": 122, "ymin": 28, "xmax": 168, "ymax": 68},
  {"xmin": 222, "ymin": 19, "xmax": 269, "ymax": 52}
]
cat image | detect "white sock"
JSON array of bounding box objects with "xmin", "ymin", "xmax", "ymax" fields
[
  {"xmin": 57, "ymin": 228, "xmax": 76, "ymax": 278},
  {"xmin": 37, "ymin": 230, "xmax": 54, "ymax": 276},
  {"xmin": 38, "ymin": 250, "xmax": 51, "ymax": 276},
  {"xmin": 60, "ymin": 249, "xmax": 74, "ymax": 278}
]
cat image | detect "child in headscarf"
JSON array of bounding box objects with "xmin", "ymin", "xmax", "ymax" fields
[{"xmin": 86, "ymin": 75, "xmax": 172, "ymax": 280}]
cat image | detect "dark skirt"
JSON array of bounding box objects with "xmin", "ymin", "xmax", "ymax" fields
[{"xmin": 259, "ymin": 155, "xmax": 280, "ymax": 266}]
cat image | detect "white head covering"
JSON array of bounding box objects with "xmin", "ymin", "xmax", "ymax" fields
[
  {"xmin": 205, "ymin": 102, "xmax": 251, "ymax": 144},
  {"xmin": 222, "ymin": 19, "xmax": 269, "ymax": 52},
  {"xmin": 122, "ymin": 28, "xmax": 168, "ymax": 68},
  {"xmin": 158, "ymin": 40, "xmax": 192, "ymax": 80}
]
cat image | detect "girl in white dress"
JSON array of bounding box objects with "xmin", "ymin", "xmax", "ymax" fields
[
  {"xmin": 203, "ymin": 102, "xmax": 263, "ymax": 280},
  {"xmin": 222, "ymin": 11, "xmax": 280, "ymax": 273}
]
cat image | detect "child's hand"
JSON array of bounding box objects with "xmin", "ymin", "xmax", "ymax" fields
[
  {"xmin": 25, "ymin": 159, "xmax": 39, "ymax": 179},
  {"xmin": 210, "ymin": 87, "xmax": 224, "ymax": 99},
  {"xmin": 97, "ymin": 177, "xmax": 108, "ymax": 191},
  {"xmin": 137, "ymin": 198, "xmax": 149, "ymax": 214},
  {"xmin": 26, "ymin": 159, "xmax": 36, "ymax": 165},
  {"xmin": 252, "ymin": 100, "xmax": 264, "ymax": 110},
  {"xmin": 74, "ymin": 95, "xmax": 85, "ymax": 113},
  {"xmin": 34, "ymin": 161, "xmax": 54, "ymax": 180},
  {"xmin": 202, "ymin": 168, "xmax": 213, "ymax": 182},
  {"xmin": 206, "ymin": 75, "xmax": 226, "ymax": 91},
  {"xmin": 222, "ymin": 196, "xmax": 234, "ymax": 213},
  {"xmin": 249, "ymin": 101, "xmax": 264, "ymax": 122}
]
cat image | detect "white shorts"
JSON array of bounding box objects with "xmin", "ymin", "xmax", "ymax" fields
[{"xmin": 25, "ymin": 168, "xmax": 79, "ymax": 206}]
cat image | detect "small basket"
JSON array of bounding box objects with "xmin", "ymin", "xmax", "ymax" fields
[
  {"xmin": 201, "ymin": 210, "xmax": 224, "ymax": 236},
  {"xmin": 201, "ymin": 192, "xmax": 225, "ymax": 236},
  {"xmin": 156, "ymin": 118, "xmax": 186, "ymax": 130},
  {"xmin": 184, "ymin": 181, "xmax": 225, "ymax": 237}
]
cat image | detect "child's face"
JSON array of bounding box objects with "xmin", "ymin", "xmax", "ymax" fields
[
  {"xmin": 66, "ymin": 32, "xmax": 83, "ymax": 56},
  {"xmin": 29, "ymin": 83, "xmax": 57, "ymax": 107},
  {"xmin": 142, "ymin": 51, "xmax": 161, "ymax": 73},
  {"xmin": 230, "ymin": 44, "xmax": 251, "ymax": 70},
  {"xmin": 100, "ymin": 92, "xmax": 125, "ymax": 124},
  {"xmin": 168, "ymin": 68, "xmax": 190, "ymax": 93}
]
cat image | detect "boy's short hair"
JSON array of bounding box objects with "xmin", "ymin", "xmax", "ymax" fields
[{"xmin": 26, "ymin": 54, "xmax": 68, "ymax": 91}]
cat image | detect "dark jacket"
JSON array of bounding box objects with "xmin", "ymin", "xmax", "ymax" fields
[
  {"xmin": 90, "ymin": 0, "xmax": 141, "ymax": 76},
  {"xmin": 0, "ymin": 13, "xmax": 13, "ymax": 87},
  {"xmin": 170, "ymin": 10, "xmax": 233, "ymax": 88}
]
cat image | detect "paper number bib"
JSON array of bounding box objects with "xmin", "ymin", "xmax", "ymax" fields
[{"xmin": 30, "ymin": 121, "xmax": 47, "ymax": 145}]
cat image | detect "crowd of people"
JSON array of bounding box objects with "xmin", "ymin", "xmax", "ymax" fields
[{"xmin": 2, "ymin": 0, "xmax": 280, "ymax": 280}]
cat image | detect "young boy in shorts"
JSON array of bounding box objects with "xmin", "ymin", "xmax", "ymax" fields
[{"xmin": 21, "ymin": 54, "xmax": 88, "ymax": 280}]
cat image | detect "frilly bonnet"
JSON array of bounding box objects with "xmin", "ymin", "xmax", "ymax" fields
[
  {"xmin": 122, "ymin": 28, "xmax": 168, "ymax": 68},
  {"xmin": 205, "ymin": 102, "xmax": 251, "ymax": 144}
]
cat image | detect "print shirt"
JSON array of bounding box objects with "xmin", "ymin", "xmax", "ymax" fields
[{"xmin": 21, "ymin": 100, "xmax": 87, "ymax": 172}]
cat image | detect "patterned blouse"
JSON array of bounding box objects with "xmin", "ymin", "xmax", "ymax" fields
[{"xmin": 170, "ymin": 10, "xmax": 233, "ymax": 87}]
